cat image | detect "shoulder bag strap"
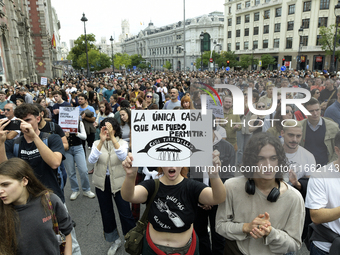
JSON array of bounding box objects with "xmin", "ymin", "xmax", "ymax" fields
[
  {"xmin": 328, "ymin": 90, "xmax": 337, "ymax": 102},
  {"xmin": 44, "ymin": 191, "xmax": 60, "ymax": 234},
  {"xmin": 140, "ymin": 179, "xmax": 160, "ymax": 223}
]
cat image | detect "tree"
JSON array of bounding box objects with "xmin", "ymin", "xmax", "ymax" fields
[
  {"xmin": 239, "ymin": 55, "xmax": 253, "ymax": 69},
  {"xmin": 219, "ymin": 51, "xmax": 238, "ymax": 68},
  {"xmin": 114, "ymin": 53, "xmax": 131, "ymax": 69},
  {"xmin": 319, "ymin": 25, "xmax": 340, "ymax": 59},
  {"xmin": 67, "ymin": 34, "xmax": 97, "ymax": 70},
  {"xmin": 260, "ymin": 54, "xmax": 276, "ymax": 69},
  {"xmin": 77, "ymin": 49, "xmax": 111, "ymax": 71},
  {"xmin": 164, "ymin": 61, "xmax": 172, "ymax": 70}
]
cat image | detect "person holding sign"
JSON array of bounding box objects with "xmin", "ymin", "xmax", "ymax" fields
[{"xmin": 121, "ymin": 152, "xmax": 226, "ymax": 255}]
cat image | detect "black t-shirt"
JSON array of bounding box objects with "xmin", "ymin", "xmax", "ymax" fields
[
  {"xmin": 52, "ymin": 101, "xmax": 71, "ymax": 123},
  {"xmin": 319, "ymin": 87, "xmax": 337, "ymax": 103},
  {"xmin": 5, "ymin": 133, "xmax": 66, "ymax": 202},
  {"xmin": 139, "ymin": 178, "xmax": 206, "ymax": 233},
  {"xmin": 40, "ymin": 121, "xmax": 65, "ymax": 137}
]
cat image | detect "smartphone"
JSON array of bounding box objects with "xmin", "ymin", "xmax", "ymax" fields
[{"xmin": 4, "ymin": 120, "xmax": 21, "ymax": 130}]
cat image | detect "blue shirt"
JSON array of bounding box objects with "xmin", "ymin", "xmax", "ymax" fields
[
  {"xmin": 103, "ymin": 89, "xmax": 114, "ymax": 102},
  {"xmin": 78, "ymin": 105, "xmax": 97, "ymax": 120},
  {"xmin": 324, "ymin": 100, "xmax": 340, "ymax": 128}
]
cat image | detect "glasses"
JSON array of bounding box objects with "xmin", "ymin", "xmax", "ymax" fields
[
  {"xmin": 4, "ymin": 109, "xmax": 11, "ymax": 112},
  {"xmin": 315, "ymin": 92, "xmax": 320, "ymax": 94},
  {"xmin": 257, "ymin": 105, "xmax": 266, "ymax": 109},
  {"xmin": 286, "ymin": 110, "xmax": 294, "ymax": 114},
  {"xmin": 146, "ymin": 95, "xmax": 153, "ymax": 98}
]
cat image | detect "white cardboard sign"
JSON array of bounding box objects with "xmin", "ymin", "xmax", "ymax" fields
[
  {"xmin": 40, "ymin": 77, "xmax": 48, "ymax": 85},
  {"xmin": 58, "ymin": 107, "xmax": 79, "ymax": 133},
  {"xmin": 131, "ymin": 110, "xmax": 213, "ymax": 167}
]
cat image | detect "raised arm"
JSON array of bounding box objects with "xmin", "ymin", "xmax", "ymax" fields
[{"xmin": 121, "ymin": 152, "xmax": 148, "ymax": 204}]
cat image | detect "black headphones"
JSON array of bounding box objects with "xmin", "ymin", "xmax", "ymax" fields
[{"xmin": 245, "ymin": 179, "xmax": 281, "ymax": 202}]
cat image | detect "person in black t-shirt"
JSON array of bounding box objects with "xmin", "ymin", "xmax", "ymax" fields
[{"xmin": 121, "ymin": 152, "xmax": 226, "ymax": 255}]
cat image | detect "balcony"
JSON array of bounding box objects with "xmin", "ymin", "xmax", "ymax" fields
[{"xmin": 235, "ymin": 0, "xmax": 282, "ymax": 14}]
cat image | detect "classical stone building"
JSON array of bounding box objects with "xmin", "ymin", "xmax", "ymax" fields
[
  {"xmin": 0, "ymin": 0, "xmax": 37, "ymax": 84},
  {"xmin": 121, "ymin": 12, "xmax": 225, "ymax": 71},
  {"xmin": 225, "ymin": 0, "xmax": 339, "ymax": 71}
]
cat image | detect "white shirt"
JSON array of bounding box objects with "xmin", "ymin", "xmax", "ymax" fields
[
  {"xmin": 157, "ymin": 87, "xmax": 168, "ymax": 102},
  {"xmin": 305, "ymin": 162, "xmax": 340, "ymax": 253}
]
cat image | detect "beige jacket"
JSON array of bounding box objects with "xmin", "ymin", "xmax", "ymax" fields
[{"xmin": 92, "ymin": 138, "xmax": 127, "ymax": 194}]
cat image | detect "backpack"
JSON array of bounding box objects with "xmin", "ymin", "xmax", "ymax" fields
[{"xmin": 13, "ymin": 133, "xmax": 64, "ymax": 190}]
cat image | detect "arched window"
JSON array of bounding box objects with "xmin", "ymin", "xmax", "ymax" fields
[{"xmin": 202, "ymin": 33, "xmax": 211, "ymax": 51}]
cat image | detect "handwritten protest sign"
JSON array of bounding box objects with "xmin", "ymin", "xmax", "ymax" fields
[
  {"xmin": 206, "ymin": 96, "xmax": 224, "ymax": 118},
  {"xmin": 40, "ymin": 77, "xmax": 48, "ymax": 85},
  {"xmin": 131, "ymin": 110, "xmax": 213, "ymax": 167},
  {"xmin": 58, "ymin": 107, "xmax": 79, "ymax": 133}
]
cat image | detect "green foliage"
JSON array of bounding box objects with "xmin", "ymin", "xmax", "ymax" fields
[
  {"xmin": 164, "ymin": 61, "xmax": 172, "ymax": 70},
  {"xmin": 239, "ymin": 55, "xmax": 252, "ymax": 69},
  {"xmin": 260, "ymin": 54, "xmax": 276, "ymax": 69},
  {"xmin": 77, "ymin": 49, "xmax": 111, "ymax": 71},
  {"xmin": 129, "ymin": 54, "xmax": 147, "ymax": 69},
  {"xmin": 319, "ymin": 25, "xmax": 340, "ymax": 58},
  {"xmin": 114, "ymin": 53, "xmax": 131, "ymax": 69},
  {"xmin": 67, "ymin": 34, "xmax": 97, "ymax": 70}
]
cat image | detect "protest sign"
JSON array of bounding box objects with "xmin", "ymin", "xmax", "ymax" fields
[
  {"xmin": 131, "ymin": 110, "xmax": 213, "ymax": 167},
  {"xmin": 58, "ymin": 107, "xmax": 79, "ymax": 133},
  {"xmin": 206, "ymin": 96, "xmax": 224, "ymax": 118},
  {"xmin": 40, "ymin": 77, "xmax": 48, "ymax": 85}
]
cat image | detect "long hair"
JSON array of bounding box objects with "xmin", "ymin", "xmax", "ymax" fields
[
  {"xmin": 120, "ymin": 108, "xmax": 131, "ymax": 129},
  {"xmin": 0, "ymin": 158, "xmax": 50, "ymax": 255},
  {"xmin": 99, "ymin": 101, "xmax": 112, "ymax": 116},
  {"xmin": 242, "ymin": 132, "xmax": 288, "ymax": 180}
]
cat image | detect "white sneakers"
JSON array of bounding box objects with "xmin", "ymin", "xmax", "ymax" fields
[
  {"xmin": 70, "ymin": 191, "xmax": 80, "ymax": 200},
  {"xmin": 107, "ymin": 238, "xmax": 122, "ymax": 255},
  {"xmin": 70, "ymin": 191, "xmax": 95, "ymax": 200},
  {"xmin": 83, "ymin": 190, "xmax": 96, "ymax": 199}
]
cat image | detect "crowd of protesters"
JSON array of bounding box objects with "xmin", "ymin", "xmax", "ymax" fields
[{"xmin": 0, "ymin": 68, "xmax": 340, "ymax": 255}]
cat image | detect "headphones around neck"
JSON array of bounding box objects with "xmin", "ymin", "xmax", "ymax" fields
[{"xmin": 245, "ymin": 179, "xmax": 281, "ymax": 202}]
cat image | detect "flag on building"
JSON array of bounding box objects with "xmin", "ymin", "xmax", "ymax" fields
[{"xmin": 51, "ymin": 34, "xmax": 56, "ymax": 49}]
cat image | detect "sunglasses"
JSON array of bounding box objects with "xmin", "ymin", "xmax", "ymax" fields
[
  {"xmin": 257, "ymin": 105, "xmax": 266, "ymax": 109},
  {"xmin": 4, "ymin": 109, "xmax": 11, "ymax": 111},
  {"xmin": 286, "ymin": 110, "xmax": 294, "ymax": 114},
  {"xmin": 244, "ymin": 93, "xmax": 248, "ymax": 96},
  {"xmin": 146, "ymin": 95, "xmax": 153, "ymax": 98}
]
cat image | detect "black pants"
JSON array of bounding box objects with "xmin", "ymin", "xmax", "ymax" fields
[
  {"xmin": 193, "ymin": 205, "xmax": 225, "ymax": 255},
  {"xmin": 82, "ymin": 132, "xmax": 95, "ymax": 151}
]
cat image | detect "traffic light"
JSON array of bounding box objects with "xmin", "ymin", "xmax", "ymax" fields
[
  {"xmin": 282, "ymin": 58, "xmax": 285, "ymax": 66},
  {"xmin": 227, "ymin": 60, "xmax": 230, "ymax": 67}
]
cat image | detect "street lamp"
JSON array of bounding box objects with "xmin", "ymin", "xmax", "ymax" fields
[
  {"xmin": 212, "ymin": 40, "xmax": 221, "ymax": 72},
  {"xmin": 98, "ymin": 46, "xmax": 101, "ymax": 53},
  {"xmin": 297, "ymin": 26, "xmax": 304, "ymax": 71},
  {"xmin": 331, "ymin": 0, "xmax": 340, "ymax": 73},
  {"xmin": 110, "ymin": 36, "xmax": 114, "ymax": 74},
  {"xmin": 251, "ymin": 47, "xmax": 255, "ymax": 71},
  {"xmin": 152, "ymin": 49, "xmax": 156, "ymax": 70},
  {"xmin": 81, "ymin": 13, "xmax": 90, "ymax": 79},
  {"xmin": 200, "ymin": 32, "xmax": 204, "ymax": 71}
]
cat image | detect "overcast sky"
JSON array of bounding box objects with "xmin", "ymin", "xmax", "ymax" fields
[{"xmin": 51, "ymin": 0, "xmax": 224, "ymax": 49}]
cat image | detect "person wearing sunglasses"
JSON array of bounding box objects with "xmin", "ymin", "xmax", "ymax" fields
[
  {"xmin": 311, "ymin": 89, "xmax": 321, "ymax": 100},
  {"xmin": 3, "ymin": 103, "xmax": 20, "ymax": 140},
  {"xmin": 145, "ymin": 91, "xmax": 156, "ymax": 109},
  {"xmin": 248, "ymin": 102, "xmax": 267, "ymax": 134}
]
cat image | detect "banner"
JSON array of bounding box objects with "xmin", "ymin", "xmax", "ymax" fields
[
  {"xmin": 131, "ymin": 110, "xmax": 213, "ymax": 167},
  {"xmin": 206, "ymin": 96, "xmax": 224, "ymax": 118},
  {"xmin": 40, "ymin": 77, "xmax": 48, "ymax": 85},
  {"xmin": 58, "ymin": 107, "xmax": 79, "ymax": 133}
]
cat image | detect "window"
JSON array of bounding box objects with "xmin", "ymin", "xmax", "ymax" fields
[
  {"xmin": 275, "ymin": 7, "xmax": 281, "ymax": 17},
  {"xmin": 265, "ymin": 0, "xmax": 270, "ymax": 2},
  {"xmin": 286, "ymin": 37, "xmax": 293, "ymax": 49},
  {"xmin": 245, "ymin": 28, "xmax": 249, "ymax": 36},
  {"xmin": 228, "ymin": 18, "xmax": 232, "ymax": 26},
  {"xmin": 255, "ymin": 0, "xmax": 260, "ymax": 5},
  {"xmin": 287, "ymin": 21, "xmax": 294, "ymax": 31},
  {"xmin": 227, "ymin": 43, "xmax": 231, "ymax": 51},
  {"xmin": 254, "ymin": 27, "xmax": 259, "ymax": 35},
  {"xmin": 236, "ymin": 42, "xmax": 240, "ymax": 50},
  {"xmin": 263, "ymin": 40, "xmax": 268, "ymax": 49},
  {"xmin": 202, "ymin": 33, "xmax": 211, "ymax": 51},
  {"xmin": 236, "ymin": 16, "xmax": 241, "ymax": 24},
  {"xmin": 245, "ymin": 14, "xmax": 250, "ymax": 23},
  {"xmin": 320, "ymin": 0, "xmax": 330, "ymax": 10},
  {"xmin": 254, "ymin": 12, "xmax": 260, "ymax": 21},
  {"xmin": 236, "ymin": 30, "xmax": 240, "ymax": 37},
  {"xmin": 237, "ymin": 3, "xmax": 241, "ymax": 10},
  {"xmin": 273, "ymin": 38, "xmax": 280, "ymax": 48},
  {"xmin": 300, "ymin": 36, "xmax": 308, "ymax": 46},
  {"xmin": 288, "ymin": 4, "xmax": 295, "ymax": 15},
  {"xmin": 263, "ymin": 25, "xmax": 269, "ymax": 34},
  {"xmin": 316, "ymin": 35, "xmax": 322, "ymax": 46},
  {"xmin": 228, "ymin": 31, "xmax": 232, "ymax": 38},
  {"xmin": 245, "ymin": 1, "xmax": 250, "ymax": 7},
  {"xmin": 318, "ymin": 17, "xmax": 328, "ymax": 27},
  {"xmin": 274, "ymin": 23, "xmax": 281, "ymax": 32},
  {"xmin": 302, "ymin": 18, "xmax": 310, "ymax": 29},
  {"xmin": 244, "ymin": 41, "xmax": 249, "ymax": 50},
  {"xmin": 229, "ymin": 7, "xmax": 231, "ymax": 14},
  {"xmin": 264, "ymin": 10, "xmax": 270, "ymax": 19},
  {"xmin": 303, "ymin": 1, "xmax": 311, "ymax": 12},
  {"xmin": 253, "ymin": 41, "xmax": 258, "ymax": 49}
]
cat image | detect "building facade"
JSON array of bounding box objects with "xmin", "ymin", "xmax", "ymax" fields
[
  {"xmin": 121, "ymin": 12, "xmax": 224, "ymax": 71},
  {"xmin": 0, "ymin": 0, "xmax": 38, "ymax": 84},
  {"xmin": 224, "ymin": 0, "xmax": 339, "ymax": 71}
]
